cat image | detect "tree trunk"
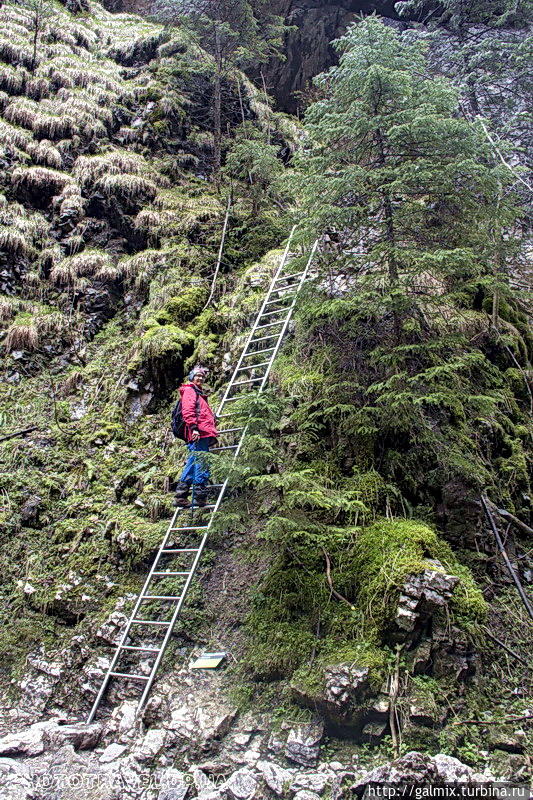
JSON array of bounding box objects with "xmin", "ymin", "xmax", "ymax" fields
[
  {"xmin": 212, "ymin": 27, "xmax": 222, "ymax": 183},
  {"xmin": 31, "ymin": 19, "xmax": 39, "ymax": 74}
]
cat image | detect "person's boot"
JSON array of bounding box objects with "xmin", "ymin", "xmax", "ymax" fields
[
  {"xmin": 174, "ymin": 481, "xmax": 191, "ymax": 508},
  {"xmin": 192, "ymin": 484, "xmax": 208, "ymax": 508}
]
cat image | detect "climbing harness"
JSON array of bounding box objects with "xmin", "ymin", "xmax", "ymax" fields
[{"xmin": 86, "ymin": 228, "xmax": 318, "ymax": 722}]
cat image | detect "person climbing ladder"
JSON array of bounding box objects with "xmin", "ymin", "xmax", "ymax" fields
[{"xmin": 174, "ymin": 367, "xmax": 218, "ymax": 508}]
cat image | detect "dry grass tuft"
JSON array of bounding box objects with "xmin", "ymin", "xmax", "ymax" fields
[
  {"xmin": 0, "ymin": 202, "xmax": 48, "ymax": 256},
  {"xmin": 12, "ymin": 166, "xmax": 73, "ymax": 196},
  {"xmin": 117, "ymin": 248, "xmax": 167, "ymax": 289},
  {"xmin": 4, "ymin": 322, "xmax": 39, "ymax": 352},
  {"xmin": 50, "ymin": 250, "xmax": 115, "ymax": 285},
  {"xmin": 28, "ymin": 139, "xmax": 63, "ymax": 169},
  {"xmin": 0, "ymin": 296, "xmax": 23, "ymax": 324},
  {"xmin": 0, "ymin": 62, "xmax": 28, "ymax": 95},
  {"xmin": 0, "ymin": 119, "xmax": 33, "ymax": 151}
]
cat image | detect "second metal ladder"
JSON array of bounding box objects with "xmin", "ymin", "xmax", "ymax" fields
[{"xmin": 87, "ymin": 228, "xmax": 318, "ymax": 722}]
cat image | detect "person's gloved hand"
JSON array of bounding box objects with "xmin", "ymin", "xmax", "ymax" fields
[{"xmin": 191, "ymin": 429, "xmax": 200, "ymax": 442}]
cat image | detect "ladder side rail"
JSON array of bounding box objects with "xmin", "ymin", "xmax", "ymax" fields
[
  {"xmin": 137, "ymin": 425, "xmax": 249, "ymax": 711},
  {"xmin": 258, "ymin": 240, "xmax": 318, "ymax": 393},
  {"xmin": 215, "ymin": 226, "xmax": 295, "ymax": 416},
  {"xmin": 87, "ymin": 499, "xmax": 195, "ymax": 722}
]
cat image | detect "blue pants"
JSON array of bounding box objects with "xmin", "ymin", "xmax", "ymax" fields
[{"xmin": 180, "ymin": 437, "xmax": 214, "ymax": 486}]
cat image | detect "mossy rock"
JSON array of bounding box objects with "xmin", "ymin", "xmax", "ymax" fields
[{"xmin": 154, "ymin": 286, "xmax": 208, "ymax": 326}]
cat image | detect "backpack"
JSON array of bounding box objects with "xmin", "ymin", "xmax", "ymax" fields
[{"xmin": 171, "ymin": 384, "xmax": 201, "ymax": 441}]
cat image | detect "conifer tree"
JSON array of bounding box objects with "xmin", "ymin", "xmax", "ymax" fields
[
  {"xmin": 291, "ymin": 16, "xmax": 513, "ymax": 295},
  {"xmin": 223, "ymin": 123, "xmax": 283, "ymax": 214},
  {"xmin": 154, "ymin": 0, "xmax": 286, "ymax": 179},
  {"xmin": 19, "ymin": 0, "xmax": 56, "ymax": 74}
]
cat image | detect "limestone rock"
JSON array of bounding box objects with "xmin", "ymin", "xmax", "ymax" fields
[
  {"xmin": 257, "ymin": 760, "xmax": 293, "ymax": 796},
  {"xmin": 225, "ymin": 767, "xmax": 258, "ymax": 799},
  {"xmin": 0, "ymin": 758, "xmax": 35, "ymax": 800},
  {"xmin": 99, "ymin": 742, "xmax": 128, "ymax": 762},
  {"xmin": 285, "ymin": 723, "xmax": 323, "ymax": 767},
  {"xmin": 132, "ymin": 727, "xmax": 167, "ymax": 763},
  {"xmin": 353, "ymin": 751, "xmax": 491, "ymax": 794},
  {"xmin": 291, "ymin": 772, "xmax": 330, "ymax": 793},
  {"xmin": 0, "ymin": 721, "xmax": 56, "ymax": 757},
  {"xmin": 157, "ymin": 767, "xmax": 190, "ymax": 800},
  {"xmin": 390, "ymin": 560, "xmax": 459, "ymax": 645},
  {"xmin": 168, "ymin": 697, "xmax": 237, "ymax": 751},
  {"xmin": 47, "ymin": 721, "xmax": 103, "ymax": 751},
  {"xmin": 325, "ymin": 664, "xmax": 370, "ymax": 710},
  {"xmin": 95, "ymin": 611, "xmax": 129, "ymax": 646},
  {"xmin": 293, "ymin": 791, "xmax": 321, "ymax": 800},
  {"xmin": 19, "ymin": 495, "xmax": 41, "ymax": 527},
  {"xmin": 193, "ymin": 767, "xmax": 217, "ymax": 797}
]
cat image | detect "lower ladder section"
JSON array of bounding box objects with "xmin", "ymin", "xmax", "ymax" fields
[{"xmin": 86, "ymin": 230, "xmax": 318, "ymax": 722}]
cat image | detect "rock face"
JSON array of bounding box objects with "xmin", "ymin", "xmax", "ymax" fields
[
  {"xmin": 264, "ymin": 0, "xmax": 401, "ymax": 112},
  {"xmin": 353, "ymin": 751, "xmax": 490, "ymax": 794},
  {"xmin": 389, "ymin": 559, "xmax": 459, "ymax": 646},
  {"xmin": 285, "ymin": 723, "xmax": 324, "ymax": 767}
]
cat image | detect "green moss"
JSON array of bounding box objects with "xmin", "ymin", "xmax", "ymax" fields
[
  {"xmin": 137, "ymin": 324, "xmax": 193, "ymax": 361},
  {"xmin": 154, "ymin": 286, "xmax": 208, "ymax": 326},
  {"xmin": 353, "ymin": 519, "xmax": 487, "ymax": 633}
]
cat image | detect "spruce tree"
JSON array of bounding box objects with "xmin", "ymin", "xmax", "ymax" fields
[
  {"xmin": 154, "ymin": 0, "xmax": 286, "ymax": 179},
  {"xmin": 291, "ymin": 15, "xmax": 513, "ymax": 293}
]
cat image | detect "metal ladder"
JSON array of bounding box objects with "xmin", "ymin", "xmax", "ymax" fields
[{"xmin": 86, "ymin": 229, "xmax": 318, "ymax": 722}]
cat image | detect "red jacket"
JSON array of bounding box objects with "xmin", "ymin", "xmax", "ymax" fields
[{"xmin": 179, "ymin": 383, "xmax": 218, "ymax": 442}]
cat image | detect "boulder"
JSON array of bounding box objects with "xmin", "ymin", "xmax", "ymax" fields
[
  {"xmin": 225, "ymin": 767, "xmax": 258, "ymax": 800},
  {"xmin": 193, "ymin": 767, "xmax": 217, "ymax": 797},
  {"xmin": 285, "ymin": 723, "xmax": 323, "ymax": 767},
  {"xmin": 389, "ymin": 560, "xmax": 459, "ymax": 646},
  {"xmin": 132, "ymin": 727, "xmax": 167, "ymax": 763},
  {"xmin": 0, "ymin": 758, "xmax": 35, "ymax": 800},
  {"xmin": 293, "ymin": 792, "xmax": 321, "ymax": 800},
  {"xmin": 158, "ymin": 767, "xmax": 191, "ymax": 800},
  {"xmin": 168, "ymin": 698, "xmax": 237, "ymax": 751},
  {"xmin": 353, "ymin": 751, "xmax": 491, "ymax": 795},
  {"xmin": 99, "ymin": 742, "xmax": 128, "ymax": 763},
  {"xmin": 47, "ymin": 721, "xmax": 103, "ymax": 751},
  {"xmin": 257, "ymin": 760, "xmax": 293, "ymax": 796},
  {"xmin": 0, "ymin": 720, "xmax": 102, "ymax": 759},
  {"xmin": 95, "ymin": 611, "xmax": 129, "ymax": 646},
  {"xmin": 291, "ymin": 772, "xmax": 330, "ymax": 793},
  {"xmin": 0, "ymin": 721, "xmax": 56, "ymax": 757}
]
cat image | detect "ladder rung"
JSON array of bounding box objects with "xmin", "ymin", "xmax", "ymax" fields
[
  {"xmin": 210, "ymin": 444, "xmax": 238, "ymax": 451},
  {"xmin": 223, "ymin": 395, "xmax": 250, "ymax": 403},
  {"xmin": 142, "ymin": 594, "xmax": 183, "ymax": 601},
  {"xmin": 246, "ymin": 336, "xmax": 277, "ymax": 344},
  {"xmin": 152, "ymin": 571, "xmax": 190, "ymax": 576},
  {"xmin": 256, "ymin": 320, "xmax": 285, "ymax": 330},
  {"xmin": 110, "ymin": 671, "xmax": 150, "ymax": 680},
  {"xmin": 131, "ymin": 619, "xmax": 172, "ymax": 626},
  {"xmin": 162, "ymin": 548, "xmax": 200, "ymax": 552},
  {"xmin": 218, "ymin": 427, "xmax": 244, "ymax": 434},
  {"xmin": 169, "ymin": 527, "xmax": 208, "ymax": 532},
  {"xmin": 270, "ymin": 287, "xmax": 296, "ymax": 295},
  {"xmin": 119, "ymin": 645, "xmax": 161, "ymax": 653},
  {"xmin": 232, "ymin": 377, "xmax": 263, "ymax": 386},
  {"xmin": 275, "ymin": 271, "xmax": 304, "ymax": 283},
  {"xmin": 207, "ymin": 483, "xmax": 224, "ymax": 488},
  {"xmin": 260, "ymin": 308, "xmax": 287, "ymax": 318},
  {"xmin": 243, "ymin": 346, "xmax": 276, "ymax": 355},
  {"xmin": 237, "ymin": 361, "xmax": 270, "ymax": 371}
]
